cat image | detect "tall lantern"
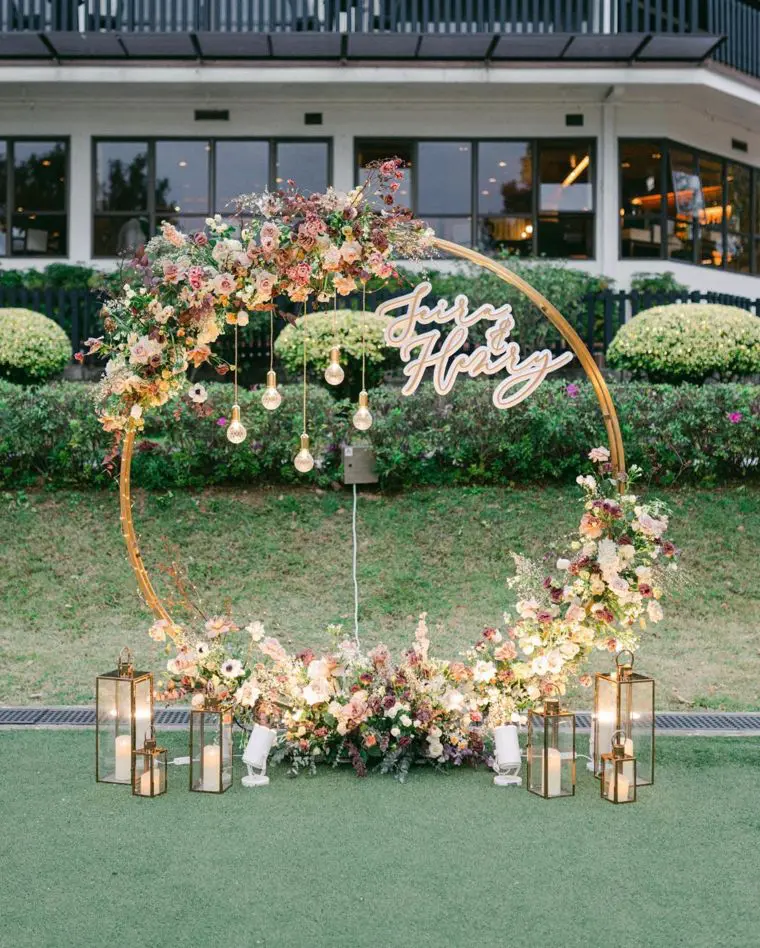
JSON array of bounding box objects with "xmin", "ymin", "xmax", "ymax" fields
[
  {"xmin": 96, "ymin": 648, "xmax": 153, "ymax": 785},
  {"xmin": 593, "ymin": 650, "xmax": 655, "ymax": 786},
  {"xmin": 189, "ymin": 706, "xmax": 234, "ymax": 794},
  {"xmin": 527, "ymin": 694, "xmax": 576, "ymax": 799}
]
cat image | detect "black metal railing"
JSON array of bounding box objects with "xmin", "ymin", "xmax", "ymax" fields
[
  {"xmin": 3, "ymin": 283, "xmax": 758, "ymax": 367},
  {"xmin": 585, "ymin": 288, "xmax": 760, "ymax": 354}
]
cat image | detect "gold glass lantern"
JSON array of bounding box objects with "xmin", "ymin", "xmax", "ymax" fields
[
  {"xmin": 527, "ymin": 694, "xmax": 576, "ymax": 799},
  {"xmin": 601, "ymin": 730, "xmax": 637, "ymax": 804},
  {"xmin": 593, "ymin": 650, "xmax": 654, "ymax": 786},
  {"xmin": 189, "ymin": 706, "xmax": 234, "ymax": 793},
  {"xmin": 132, "ymin": 726, "xmax": 168, "ymax": 798},
  {"xmin": 96, "ymin": 648, "xmax": 153, "ymax": 784}
]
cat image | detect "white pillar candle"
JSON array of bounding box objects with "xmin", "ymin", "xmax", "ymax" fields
[
  {"xmin": 139, "ymin": 767, "xmax": 154, "ymax": 796},
  {"xmin": 202, "ymin": 744, "xmax": 221, "ymax": 791},
  {"xmin": 608, "ymin": 771, "xmax": 631, "ymax": 802},
  {"xmin": 545, "ymin": 747, "xmax": 562, "ymax": 797},
  {"xmin": 115, "ymin": 734, "xmax": 131, "ymax": 782},
  {"xmin": 493, "ymin": 724, "xmax": 520, "ymax": 767},
  {"xmin": 623, "ymin": 737, "xmax": 635, "ymax": 784}
]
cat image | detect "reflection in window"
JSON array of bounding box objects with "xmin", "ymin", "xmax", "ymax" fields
[
  {"xmin": 93, "ymin": 139, "xmax": 331, "ymax": 257},
  {"xmin": 356, "ymin": 140, "xmax": 413, "ymax": 208},
  {"xmin": 537, "ymin": 214, "xmax": 593, "ymax": 258},
  {"xmin": 275, "ymin": 142, "xmax": 329, "ymax": 196},
  {"xmin": 417, "ymin": 142, "xmax": 471, "ymax": 215},
  {"xmin": 155, "ymin": 140, "xmax": 210, "ymax": 215},
  {"xmin": 697, "ymin": 155, "xmax": 723, "ymax": 267},
  {"xmin": 538, "ymin": 142, "xmax": 593, "ymax": 213},
  {"xmin": 1, "ymin": 140, "xmax": 68, "ymax": 257},
  {"xmin": 620, "ymin": 141, "xmax": 663, "ymax": 259},
  {"xmin": 726, "ymin": 163, "xmax": 750, "ymax": 273},
  {"xmin": 215, "ymin": 140, "xmax": 268, "ymax": 213},
  {"xmin": 668, "ymin": 149, "xmax": 699, "ymax": 262},
  {"xmin": 95, "ymin": 141, "xmax": 148, "ymax": 212},
  {"xmin": 478, "ymin": 141, "xmax": 533, "ymax": 255}
]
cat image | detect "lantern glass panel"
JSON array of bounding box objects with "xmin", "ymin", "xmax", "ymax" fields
[
  {"xmin": 602, "ymin": 756, "xmax": 637, "ymax": 803},
  {"xmin": 527, "ymin": 710, "xmax": 575, "ymax": 798},
  {"xmin": 190, "ymin": 709, "xmax": 234, "ymax": 793},
  {"xmin": 134, "ymin": 677, "xmax": 152, "ymax": 750},
  {"xmin": 593, "ymin": 673, "xmax": 618, "ymax": 777},
  {"xmin": 133, "ymin": 748, "xmax": 167, "ymax": 797},
  {"xmin": 625, "ymin": 674, "xmax": 655, "ymax": 786}
]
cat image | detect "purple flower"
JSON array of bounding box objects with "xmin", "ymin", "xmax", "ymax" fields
[
  {"xmin": 727, "ymin": 411, "xmax": 743, "ymax": 424},
  {"xmin": 566, "ymin": 383, "xmax": 580, "ymax": 398},
  {"xmin": 217, "ymin": 416, "xmax": 227, "ymax": 426}
]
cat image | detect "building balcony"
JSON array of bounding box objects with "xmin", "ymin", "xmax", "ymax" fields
[{"xmin": 0, "ymin": 0, "xmax": 757, "ymax": 81}]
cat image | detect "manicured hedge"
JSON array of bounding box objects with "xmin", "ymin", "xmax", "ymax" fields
[{"xmin": 0, "ymin": 379, "xmax": 758, "ymax": 489}]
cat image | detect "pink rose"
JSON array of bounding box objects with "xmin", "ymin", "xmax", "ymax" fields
[
  {"xmin": 259, "ymin": 222, "xmax": 280, "ymax": 253},
  {"xmin": 214, "ymin": 273, "xmax": 235, "ymax": 296},
  {"xmin": 187, "ymin": 266, "xmax": 205, "ymax": 290}
]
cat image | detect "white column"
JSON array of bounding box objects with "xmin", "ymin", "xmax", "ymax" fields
[
  {"xmin": 332, "ymin": 130, "xmax": 354, "ymax": 193},
  {"xmin": 68, "ymin": 128, "xmax": 92, "ymax": 264},
  {"xmin": 598, "ymin": 97, "xmax": 618, "ymax": 281}
]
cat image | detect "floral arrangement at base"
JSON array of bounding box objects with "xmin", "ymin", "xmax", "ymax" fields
[{"xmin": 150, "ymin": 448, "xmax": 679, "ymax": 780}]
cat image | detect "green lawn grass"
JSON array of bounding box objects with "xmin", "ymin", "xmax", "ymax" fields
[
  {"xmin": 1, "ymin": 730, "xmax": 759, "ymax": 948},
  {"xmin": 1, "ymin": 484, "xmax": 758, "ymax": 709}
]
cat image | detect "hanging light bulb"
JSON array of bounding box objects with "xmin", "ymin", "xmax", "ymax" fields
[
  {"xmin": 353, "ymin": 390, "xmax": 373, "ymax": 431},
  {"xmin": 324, "ymin": 347, "xmax": 345, "ymax": 386},
  {"xmin": 226, "ymin": 404, "xmax": 247, "ymax": 444},
  {"xmin": 294, "ymin": 432, "xmax": 314, "ymax": 473},
  {"xmin": 261, "ymin": 370, "xmax": 282, "ymax": 411}
]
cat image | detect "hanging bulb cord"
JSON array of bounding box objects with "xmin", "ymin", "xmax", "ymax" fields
[
  {"xmin": 361, "ymin": 284, "xmax": 367, "ymax": 391},
  {"xmin": 233, "ymin": 322, "xmax": 239, "ymax": 406},
  {"xmin": 352, "ymin": 482, "xmax": 361, "ymax": 650},
  {"xmin": 269, "ymin": 310, "xmax": 274, "ymax": 374},
  {"xmin": 302, "ymin": 304, "xmax": 307, "ymax": 433}
]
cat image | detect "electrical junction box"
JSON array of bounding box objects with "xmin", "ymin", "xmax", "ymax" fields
[{"xmin": 343, "ymin": 445, "xmax": 378, "ymax": 485}]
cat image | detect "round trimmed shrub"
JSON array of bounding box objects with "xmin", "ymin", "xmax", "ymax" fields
[
  {"xmin": 0, "ymin": 308, "xmax": 72, "ymax": 385},
  {"xmin": 275, "ymin": 309, "xmax": 392, "ymax": 396},
  {"xmin": 607, "ymin": 303, "xmax": 760, "ymax": 383}
]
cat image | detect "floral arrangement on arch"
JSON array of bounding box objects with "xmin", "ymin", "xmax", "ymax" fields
[
  {"xmin": 83, "ymin": 159, "xmax": 433, "ymax": 435},
  {"xmin": 149, "ymin": 449, "xmax": 678, "ymax": 779}
]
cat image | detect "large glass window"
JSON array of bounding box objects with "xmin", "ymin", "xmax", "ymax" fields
[
  {"xmin": 93, "ymin": 138, "xmax": 330, "ymax": 257},
  {"xmin": 0, "ymin": 139, "xmax": 68, "ymax": 257},
  {"xmin": 478, "ymin": 141, "xmax": 532, "ymax": 255},
  {"xmin": 356, "ymin": 137, "xmax": 594, "ymax": 258},
  {"xmin": 621, "ymin": 138, "xmax": 760, "ymax": 275},
  {"xmin": 726, "ymin": 163, "xmax": 751, "ymax": 273},
  {"xmin": 620, "ymin": 141, "xmax": 663, "ymax": 259}
]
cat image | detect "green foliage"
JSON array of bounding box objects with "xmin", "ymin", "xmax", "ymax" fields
[
  {"xmin": 608, "ymin": 303, "xmax": 760, "ymax": 383},
  {"xmin": 629, "ymin": 271, "xmax": 691, "ymax": 296},
  {"xmin": 0, "ymin": 308, "xmax": 72, "ymax": 385},
  {"xmin": 395, "ymin": 258, "xmax": 613, "ymax": 351},
  {"xmin": 0, "ymin": 263, "xmax": 108, "ymax": 292},
  {"xmin": 275, "ymin": 310, "xmax": 393, "ymax": 396},
  {"xmin": 1, "ymin": 378, "xmax": 758, "ymax": 489}
]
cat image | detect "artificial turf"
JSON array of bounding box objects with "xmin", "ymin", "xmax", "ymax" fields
[{"xmin": 1, "ymin": 731, "xmax": 759, "ymax": 948}]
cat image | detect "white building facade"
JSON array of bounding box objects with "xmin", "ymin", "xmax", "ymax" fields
[{"xmin": 1, "ymin": 0, "xmax": 760, "ymax": 294}]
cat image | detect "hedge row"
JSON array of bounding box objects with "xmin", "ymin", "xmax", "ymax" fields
[{"xmin": 0, "ymin": 379, "xmax": 758, "ymax": 489}]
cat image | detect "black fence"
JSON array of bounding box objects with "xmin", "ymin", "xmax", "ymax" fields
[
  {"xmin": 1, "ymin": 0, "xmax": 756, "ymax": 80},
  {"xmin": 3, "ymin": 283, "xmax": 759, "ymax": 367},
  {"xmin": 586, "ymin": 288, "xmax": 760, "ymax": 354}
]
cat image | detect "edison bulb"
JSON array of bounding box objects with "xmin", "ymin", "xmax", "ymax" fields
[
  {"xmin": 261, "ymin": 370, "xmax": 282, "ymax": 411},
  {"xmin": 352, "ymin": 390, "xmax": 373, "ymax": 431},
  {"xmin": 294, "ymin": 433, "xmax": 314, "ymax": 473},
  {"xmin": 324, "ymin": 347, "xmax": 345, "ymax": 386},
  {"xmin": 226, "ymin": 405, "xmax": 247, "ymax": 444}
]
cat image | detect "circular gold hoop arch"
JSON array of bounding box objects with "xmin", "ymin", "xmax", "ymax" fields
[{"xmin": 119, "ymin": 237, "xmax": 625, "ymax": 621}]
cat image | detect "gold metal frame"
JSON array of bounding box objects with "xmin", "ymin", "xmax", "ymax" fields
[{"xmin": 118, "ymin": 238, "xmax": 626, "ymax": 620}]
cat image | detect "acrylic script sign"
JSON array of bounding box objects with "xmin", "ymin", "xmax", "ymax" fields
[{"xmin": 379, "ymin": 281, "xmax": 574, "ymax": 409}]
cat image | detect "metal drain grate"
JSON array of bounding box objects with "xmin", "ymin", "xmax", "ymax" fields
[{"xmin": 1, "ymin": 707, "xmax": 760, "ymax": 733}]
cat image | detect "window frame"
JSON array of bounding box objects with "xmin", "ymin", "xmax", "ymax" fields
[
  {"xmin": 91, "ymin": 136, "xmax": 333, "ymax": 259},
  {"xmin": 618, "ymin": 137, "xmax": 759, "ymax": 275},
  {"xmin": 2, "ymin": 136, "xmax": 70, "ymax": 258},
  {"xmin": 353, "ymin": 136, "xmax": 597, "ymax": 259}
]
